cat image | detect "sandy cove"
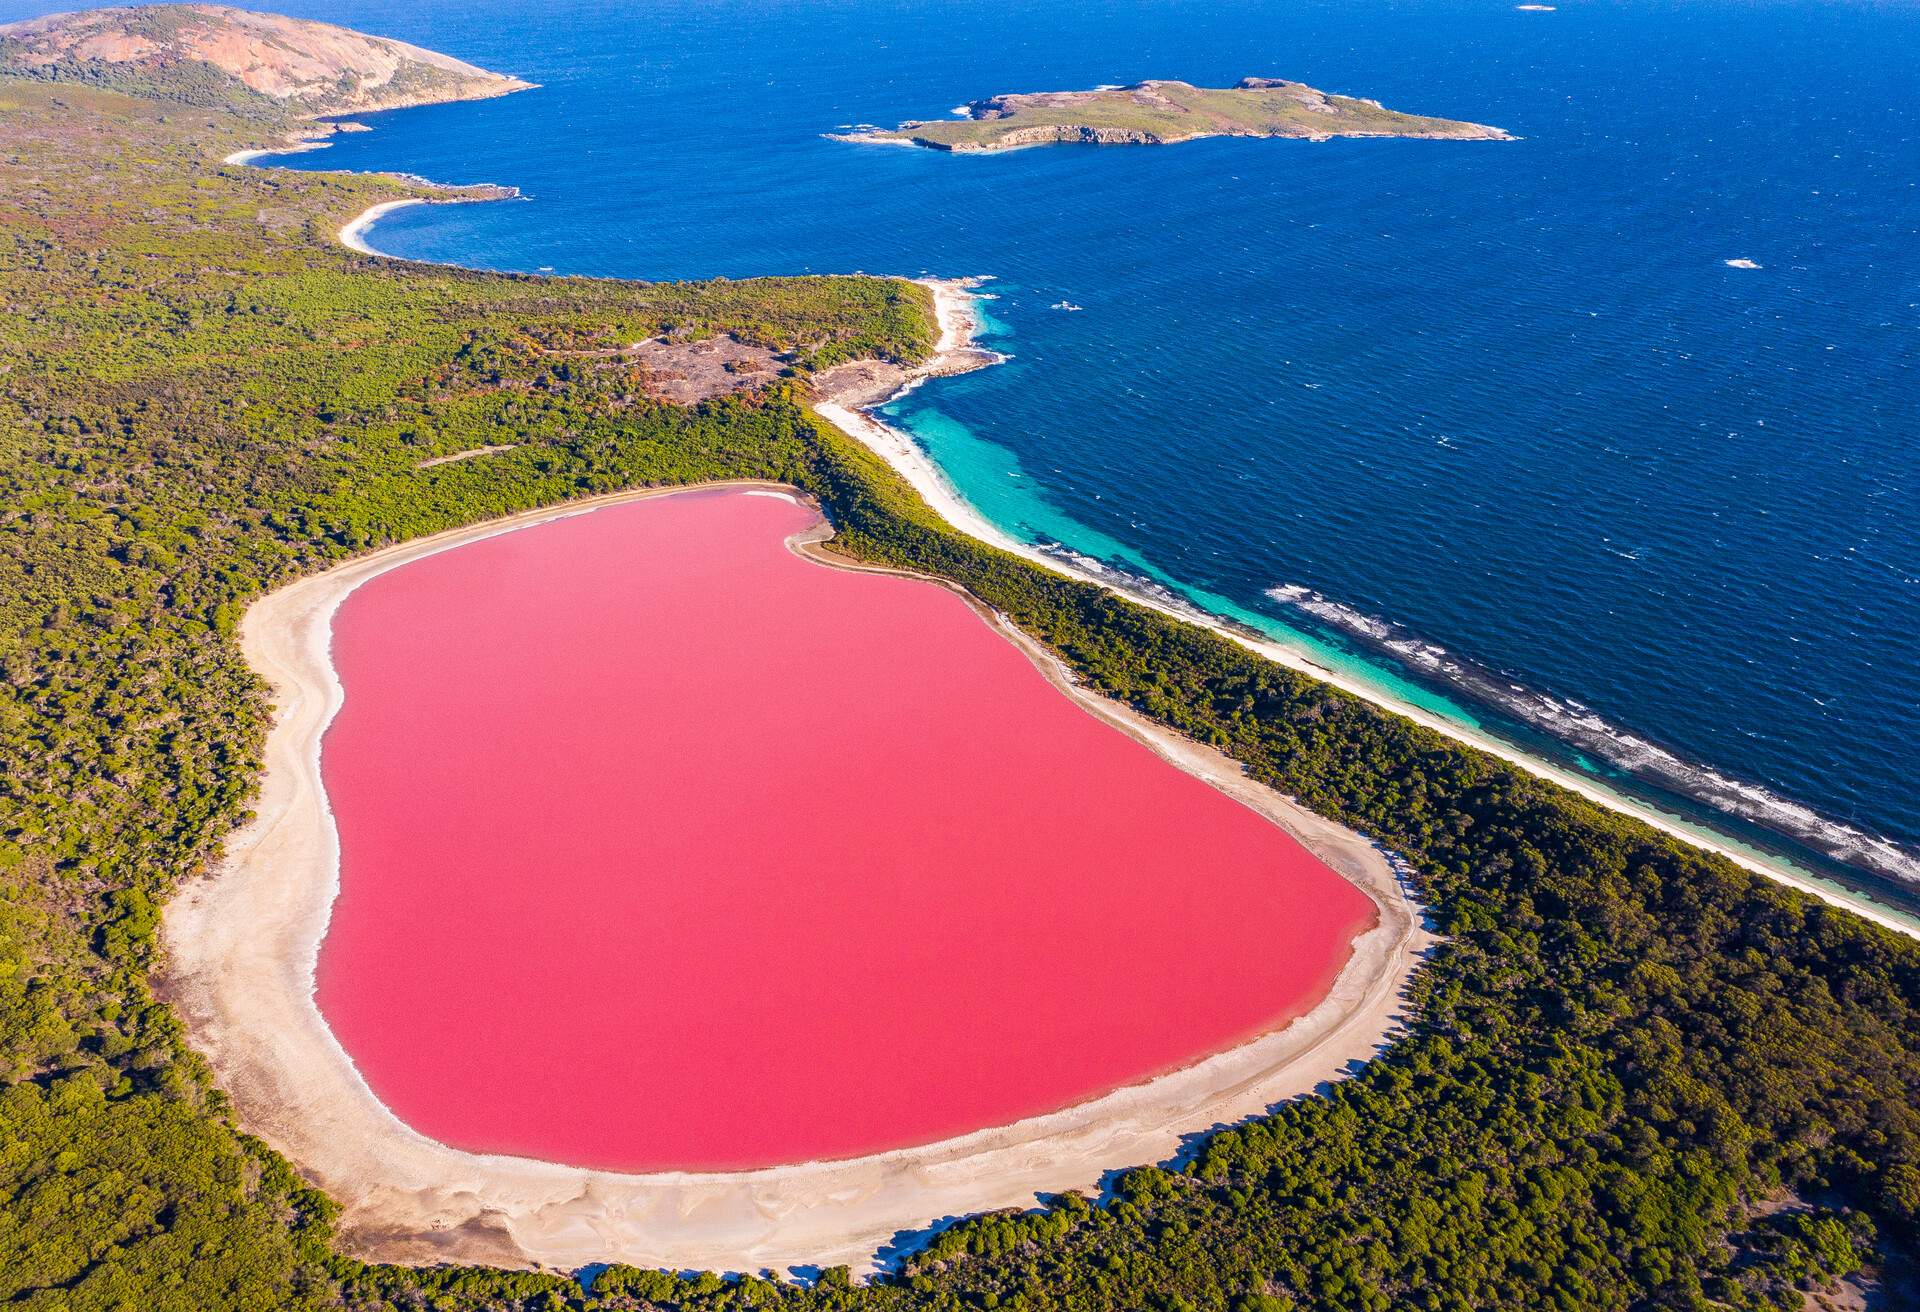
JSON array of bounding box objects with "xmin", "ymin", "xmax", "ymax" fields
[
  {"xmin": 813, "ymin": 281, "xmax": 1920, "ymax": 942},
  {"xmin": 339, "ymin": 198, "xmax": 428, "ymax": 255},
  {"xmin": 338, "ymin": 188, "xmax": 523, "ymax": 258},
  {"xmin": 159, "ymin": 481, "xmax": 1429, "ymax": 1277}
]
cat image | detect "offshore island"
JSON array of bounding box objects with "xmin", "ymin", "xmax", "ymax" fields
[{"xmin": 833, "ymin": 76, "xmax": 1511, "ymax": 151}]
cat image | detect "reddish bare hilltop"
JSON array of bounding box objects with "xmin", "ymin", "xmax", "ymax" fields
[{"xmin": 0, "ymin": 3, "xmax": 531, "ymax": 112}]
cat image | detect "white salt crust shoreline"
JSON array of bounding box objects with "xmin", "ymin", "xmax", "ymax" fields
[
  {"xmin": 158, "ymin": 481, "xmax": 1429, "ymax": 1276},
  {"xmin": 820, "ymin": 281, "xmax": 1918, "ymax": 941}
]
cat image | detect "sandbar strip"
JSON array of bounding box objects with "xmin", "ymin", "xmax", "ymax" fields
[
  {"xmin": 813, "ymin": 281, "xmax": 1920, "ymax": 941},
  {"xmin": 159, "ymin": 481, "xmax": 1428, "ymax": 1276}
]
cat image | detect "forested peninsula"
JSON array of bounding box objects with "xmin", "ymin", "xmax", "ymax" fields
[
  {"xmin": 833, "ymin": 78, "xmax": 1510, "ymax": 152},
  {"xmin": 1, "ymin": 8, "xmax": 1916, "ymax": 1312}
]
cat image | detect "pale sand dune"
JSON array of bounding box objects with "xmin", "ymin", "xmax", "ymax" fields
[{"xmin": 159, "ymin": 480, "xmax": 1428, "ymax": 1276}]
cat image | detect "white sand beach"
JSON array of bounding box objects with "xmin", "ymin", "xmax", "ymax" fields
[
  {"xmin": 338, "ymin": 198, "xmax": 428, "ymax": 254},
  {"xmin": 813, "ymin": 281, "xmax": 1919, "ymax": 942}
]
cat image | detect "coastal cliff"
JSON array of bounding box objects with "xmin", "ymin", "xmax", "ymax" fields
[
  {"xmin": 836, "ymin": 76, "xmax": 1509, "ymax": 151},
  {"xmin": 0, "ymin": 3, "xmax": 533, "ymax": 114}
]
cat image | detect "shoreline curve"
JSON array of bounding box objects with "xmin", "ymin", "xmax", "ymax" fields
[
  {"xmin": 339, "ymin": 197, "xmax": 427, "ymax": 254},
  {"xmin": 157, "ymin": 482, "xmax": 1429, "ymax": 1276},
  {"xmin": 252, "ymin": 95, "xmax": 1916, "ymax": 940},
  {"xmin": 814, "ymin": 281, "xmax": 1920, "ymax": 941},
  {"xmin": 322, "ymin": 175, "xmax": 1920, "ymax": 938}
]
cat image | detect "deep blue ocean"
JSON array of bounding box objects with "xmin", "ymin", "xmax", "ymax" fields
[{"xmin": 20, "ymin": 0, "xmax": 1916, "ymax": 907}]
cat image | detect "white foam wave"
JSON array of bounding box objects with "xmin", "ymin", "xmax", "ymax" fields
[
  {"xmin": 1266, "ymin": 584, "xmax": 1920, "ymax": 890},
  {"xmin": 1040, "ymin": 546, "xmax": 1198, "ymax": 617}
]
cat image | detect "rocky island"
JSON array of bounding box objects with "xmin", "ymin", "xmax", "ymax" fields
[
  {"xmin": 834, "ymin": 76, "xmax": 1510, "ymax": 152},
  {"xmin": 0, "ymin": 3, "xmax": 532, "ymax": 114}
]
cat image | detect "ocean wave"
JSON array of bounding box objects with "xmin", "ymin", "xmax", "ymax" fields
[
  {"xmin": 1266, "ymin": 585, "xmax": 1920, "ymax": 891},
  {"xmin": 1037, "ymin": 543, "xmax": 1198, "ymax": 616}
]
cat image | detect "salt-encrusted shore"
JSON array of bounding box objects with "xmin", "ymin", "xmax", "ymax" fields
[
  {"xmin": 158, "ymin": 482, "xmax": 1429, "ymax": 1276},
  {"xmin": 811, "ymin": 282, "xmax": 1920, "ymax": 941},
  {"xmin": 181, "ymin": 165, "xmax": 1433, "ymax": 1270}
]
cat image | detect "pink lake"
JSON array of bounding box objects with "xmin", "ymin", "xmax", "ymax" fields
[{"xmin": 315, "ymin": 488, "xmax": 1375, "ymax": 1171}]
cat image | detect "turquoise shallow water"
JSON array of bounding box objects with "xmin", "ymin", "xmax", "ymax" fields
[{"xmin": 12, "ymin": 0, "xmax": 1912, "ymax": 906}]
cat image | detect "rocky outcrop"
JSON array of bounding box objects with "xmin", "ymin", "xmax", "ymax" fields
[
  {"xmin": 923, "ymin": 124, "xmax": 1172, "ymax": 152},
  {"xmin": 836, "ymin": 77, "xmax": 1510, "ymax": 153},
  {"xmin": 0, "ymin": 5, "xmax": 532, "ymax": 114}
]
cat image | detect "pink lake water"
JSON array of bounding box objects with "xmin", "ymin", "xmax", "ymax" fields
[{"xmin": 315, "ymin": 488, "xmax": 1376, "ymax": 1171}]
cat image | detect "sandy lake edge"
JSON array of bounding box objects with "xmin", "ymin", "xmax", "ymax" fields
[
  {"xmin": 184, "ymin": 121, "xmax": 1907, "ymax": 1279},
  {"xmin": 157, "ymin": 482, "xmax": 1429, "ymax": 1277}
]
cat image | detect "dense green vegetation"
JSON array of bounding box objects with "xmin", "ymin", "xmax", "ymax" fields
[{"xmin": 1, "ymin": 65, "xmax": 1915, "ymax": 1312}]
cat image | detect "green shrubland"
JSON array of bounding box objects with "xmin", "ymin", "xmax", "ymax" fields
[{"xmin": 0, "ymin": 74, "xmax": 1914, "ymax": 1312}]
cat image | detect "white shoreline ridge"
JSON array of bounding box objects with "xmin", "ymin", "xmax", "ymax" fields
[
  {"xmin": 159, "ymin": 481, "xmax": 1429, "ymax": 1275},
  {"xmin": 223, "ymin": 139, "xmax": 331, "ymax": 166},
  {"xmin": 339, "ymin": 197, "xmax": 427, "ymax": 255},
  {"xmin": 816, "ymin": 279, "xmax": 1920, "ymax": 942}
]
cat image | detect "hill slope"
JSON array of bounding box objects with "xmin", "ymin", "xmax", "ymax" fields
[{"xmin": 0, "ymin": 3, "xmax": 531, "ymax": 113}]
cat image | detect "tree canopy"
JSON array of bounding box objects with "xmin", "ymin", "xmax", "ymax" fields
[{"xmin": 0, "ymin": 74, "xmax": 1913, "ymax": 1312}]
